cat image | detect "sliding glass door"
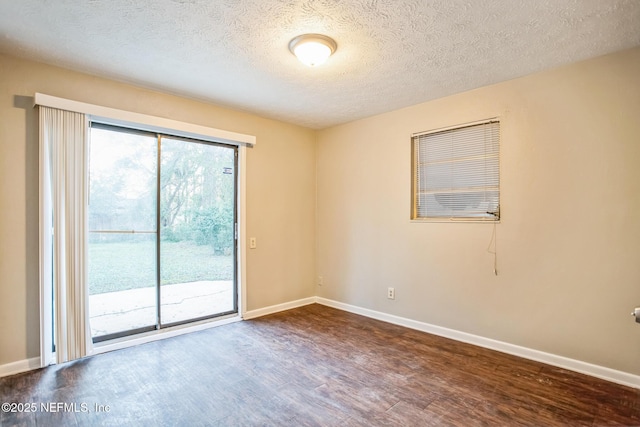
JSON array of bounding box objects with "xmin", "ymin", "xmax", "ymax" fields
[
  {"xmin": 88, "ymin": 125, "xmax": 237, "ymax": 342},
  {"xmin": 88, "ymin": 127, "xmax": 158, "ymax": 338},
  {"xmin": 159, "ymin": 136, "xmax": 236, "ymax": 325}
]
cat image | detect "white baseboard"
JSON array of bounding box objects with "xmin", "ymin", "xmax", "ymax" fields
[
  {"xmin": 315, "ymin": 297, "xmax": 640, "ymax": 390},
  {"xmin": 243, "ymin": 297, "xmax": 316, "ymax": 320},
  {"xmin": 6, "ymin": 297, "xmax": 639, "ymax": 389},
  {"xmin": 0, "ymin": 357, "xmax": 41, "ymax": 378}
]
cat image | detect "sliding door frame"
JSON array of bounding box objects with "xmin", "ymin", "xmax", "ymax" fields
[
  {"xmin": 89, "ymin": 124, "xmax": 240, "ymax": 343},
  {"xmin": 36, "ymin": 93, "xmax": 254, "ymax": 365},
  {"xmin": 156, "ymin": 133, "xmax": 240, "ymax": 330}
]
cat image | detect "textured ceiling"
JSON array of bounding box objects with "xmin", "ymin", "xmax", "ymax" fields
[{"xmin": 0, "ymin": 0, "xmax": 639, "ymax": 129}]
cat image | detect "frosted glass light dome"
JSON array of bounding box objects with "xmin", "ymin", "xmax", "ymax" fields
[{"xmin": 289, "ymin": 34, "xmax": 337, "ymax": 67}]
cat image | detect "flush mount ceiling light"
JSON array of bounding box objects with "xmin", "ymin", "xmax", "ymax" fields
[{"xmin": 288, "ymin": 34, "xmax": 337, "ymax": 67}]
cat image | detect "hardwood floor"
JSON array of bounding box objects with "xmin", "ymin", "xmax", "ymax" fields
[{"xmin": 1, "ymin": 304, "xmax": 639, "ymax": 426}]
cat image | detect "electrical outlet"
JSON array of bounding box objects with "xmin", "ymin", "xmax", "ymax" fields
[
  {"xmin": 387, "ymin": 287, "xmax": 395, "ymax": 300},
  {"xmin": 318, "ymin": 276, "xmax": 323, "ymax": 286},
  {"xmin": 249, "ymin": 237, "xmax": 257, "ymax": 249}
]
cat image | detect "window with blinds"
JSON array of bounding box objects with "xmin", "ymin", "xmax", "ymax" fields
[{"xmin": 412, "ymin": 119, "xmax": 500, "ymax": 221}]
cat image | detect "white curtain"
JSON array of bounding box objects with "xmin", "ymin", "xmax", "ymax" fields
[{"xmin": 39, "ymin": 106, "xmax": 92, "ymax": 364}]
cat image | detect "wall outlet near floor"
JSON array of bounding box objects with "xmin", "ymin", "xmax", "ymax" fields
[
  {"xmin": 318, "ymin": 276, "xmax": 323, "ymax": 286},
  {"xmin": 249, "ymin": 237, "xmax": 257, "ymax": 249},
  {"xmin": 387, "ymin": 287, "xmax": 395, "ymax": 300}
]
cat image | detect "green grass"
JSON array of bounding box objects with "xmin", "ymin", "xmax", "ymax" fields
[{"xmin": 88, "ymin": 240, "xmax": 233, "ymax": 294}]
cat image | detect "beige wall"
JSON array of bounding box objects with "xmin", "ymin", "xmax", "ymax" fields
[
  {"xmin": 316, "ymin": 47, "xmax": 640, "ymax": 375},
  {"xmin": 0, "ymin": 54, "xmax": 317, "ymax": 365},
  {"xmin": 2, "ymin": 47, "xmax": 640, "ymax": 377}
]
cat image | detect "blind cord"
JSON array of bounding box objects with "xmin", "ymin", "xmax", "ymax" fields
[{"xmin": 487, "ymin": 221, "xmax": 498, "ymax": 275}]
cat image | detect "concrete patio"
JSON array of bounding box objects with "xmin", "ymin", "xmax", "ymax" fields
[{"xmin": 89, "ymin": 280, "xmax": 234, "ymax": 337}]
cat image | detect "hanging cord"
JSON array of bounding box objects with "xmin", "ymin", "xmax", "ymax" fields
[{"xmin": 487, "ymin": 220, "xmax": 498, "ymax": 275}]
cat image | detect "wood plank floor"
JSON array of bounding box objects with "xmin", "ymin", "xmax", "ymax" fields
[{"xmin": 1, "ymin": 304, "xmax": 639, "ymax": 426}]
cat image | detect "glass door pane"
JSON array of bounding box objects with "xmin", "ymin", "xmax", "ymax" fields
[
  {"xmin": 159, "ymin": 137, "xmax": 236, "ymax": 325},
  {"xmin": 88, "ymin": 126, "xmax": 158, "ymax": 340}
]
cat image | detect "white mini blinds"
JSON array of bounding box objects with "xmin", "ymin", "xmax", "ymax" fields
[{"xmin": 412, "ymin": 119, "xmax": 500, "ymax": 221}]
